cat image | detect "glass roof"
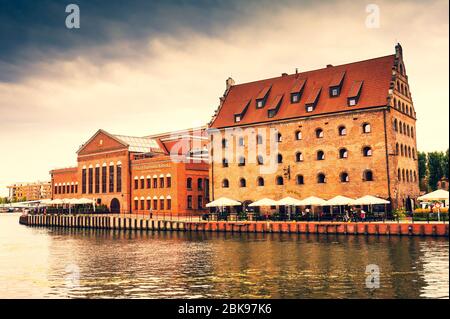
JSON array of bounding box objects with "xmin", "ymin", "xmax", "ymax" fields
[{"xmin": 114, "ymin": 135, "xmax": 161, "ymax": 153}]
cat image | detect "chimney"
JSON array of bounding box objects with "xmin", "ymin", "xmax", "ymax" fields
[
  {"xmin": 295, "ymin": 68, "xmax": 298, "ymax": 74},
  {"xmin": 281, "ymin": 73, "xmax": 288, "ymax": 77},
  {"xmin": 326, "ymin": 64, "xmax": 333, "ymax": 68},
  {"xmin": 225, "ymin": 77, "xmax": 235, "ymax": 90}
]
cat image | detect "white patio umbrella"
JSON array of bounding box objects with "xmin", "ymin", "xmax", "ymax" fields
[
  {"xmin": 299, "ymin": 196, "xmax": 327, "ymax": 206},
  {"xmin": 39, "ymin": 199, "xmax": 53, "ymax": 205},
  {"xmin": 322, "ymin": 195, "xmax": 356, "ymax": 219},
  {"xmin": 206, "ymin": 197, "xmax": 241, "ymax": 207},
  {"xmin": 277, "ymin": 196, "xmax": 303, "ymax": 206},
  {"xmin": 417, "ymin": 189, "xmax": 449, "ymax": 201},
  {"xmin": 249, "ymin": 198, "xmax": 278, "ymax": 207},
  {"xmin": 353, "ymin": 195, "xmax": 390, "ymax": 221},
  {"xmin": 418, "ymin": 190, "xmax": 449, "ymax": 221}
]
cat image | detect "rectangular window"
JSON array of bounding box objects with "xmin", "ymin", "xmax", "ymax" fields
[
  {"xmin": 160, "ymin": 199, "xmax": 164, "ymax": 210},
  {"xmin": 187, "ymin": 195, "xmax": 193, "ymax": 209},
  {"xmin": 167, "ymin": 199, "xmax": 172, "ymax": 210},
  {"xmin": 147, "ymin": 178, "xmax": 151, "ymax": 188},
  {"xmin": 306, "ymin": 105, "xmax": 313, "ymax": 112},
  {"xmin": 116, "ymin": 165, "xmax": 122, "ymax": 193},
  {"xmin": 134, "ymin": 179, "xmax": 139, "ymax": 189},
  {"xmin": 75, "ymin": 185, "xmax": 78, "ymax": 193},
  {"xmin": 160, "ymin": 177, "xmax": 164, "ymax": 188},
  {"xmin": 134, "ymin": 200, "xmax": 138, "ymax": 210},
  {"xmin": 54, "ymin": 186, "xmax": 58, "ymax": 194},
  {"xmin": 140, "ymin": 200, "xmax": 145, "ymax": 210},
  {"xmin": 198, "ymin": 196, "xmax": 203, "ymax": 209},
  {"xmin": 140, "ymin": 178, "xmax": 145, "ymax": 189},
  {"xmin": 291, "ymin": 93, "xmax": 300, "ymax": 103},
  {"xmin": 205, "ymin": 179, "xmax": 210, "ymax": 201},
  {"xmin": 198, "ymin": 179, "xmax": 203, "ymax": 191},
  {"xmin": 71, "ymin": 185, "xmax": 74, "ymax": 193},
  {"xmin": 109, "ymin": 165, "xmax": 114, "ymax": 193},
  {"xmin": 95, "ymin": 167, "xmax": 100, "ymax": 193},
  {"xmin": 102, "ymin": 166, "xmax": 107, "ymax": 193},
  {"xmin": 153, "ymin": 178, "xmax": 157, "ymax": 188},
  {"xmin": 153, "ymin": 199, "xmax": 158, "ymax": 210},
  {"xmin": 146, "ymin": 199, "xmax": 151, "ymax": 210},
  {"xmin": 62, "ymin": 185, "xmax": 65, "ymax": 194},
  {"xmin": 88, "ymin": 168, "xmax": 93, "ymax": 194},
  {"xmin": 167, "ymin": 177, "xmax": 171, "ymax": 188},
  {"xmin": 234, "ymin": 114, "xmax": 241, "ymax": 123},
  {"xmin": 82, "ymin": 169, "xmax": 86, "ymax": 194}
]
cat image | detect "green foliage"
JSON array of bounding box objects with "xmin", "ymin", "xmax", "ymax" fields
[
  {"xmin": 428, "ymin": 152, "xmax": 445, "ymax": 190},
  {"xmin": 418, "ymin": 151, "xmax": 427, "ymax": 180}
]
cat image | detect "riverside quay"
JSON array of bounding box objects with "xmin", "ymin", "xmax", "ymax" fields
[{"xmin": 49, "ymin": 44, "xmax": 420, "ymax": 216}]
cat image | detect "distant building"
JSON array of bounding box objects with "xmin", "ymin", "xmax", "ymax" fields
[
  {"xmin": 50, "ymin": 128, "xmax": 209, "ymax": 216},
  {"xmin": 208, "ymin": 44, "xmax": 419, "ymax": 209},
  {"xmin": 437, "ymin": 177, "xmax": 449, "ymax": 191},
  {"xmin": 7, "ymin": 181, "xmax": 52, "ymax": 201}
]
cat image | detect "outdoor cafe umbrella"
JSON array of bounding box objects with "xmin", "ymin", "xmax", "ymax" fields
[
  {"xmin": 248, "ymin": 198, "xmax": 278, "ymax": 207},
  {"xmin": 322, "ymin": 195, "xmax": 356, "ymax": 218},
  {"xmin": 353, "ymin": 195, "xmax": 390, "ymax": 220},
  {"xmin": 298, "ymin": 196, "xmax": 327, "ymax": 219},
  {"xmin": 418, "ymin": 190, "xmax": 449, "ymax": 221},
  {"xmin": 206, "ymin": 197, "xmax": 241, "ymax": 218},
  {"xmin": 277, "ymin": 197, "xmax": 303, "ymax": 220}
]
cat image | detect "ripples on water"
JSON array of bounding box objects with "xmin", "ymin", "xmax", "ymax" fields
[{"xmin": 0, "ymin": 213, "xmax": 448, "ymax": 299}]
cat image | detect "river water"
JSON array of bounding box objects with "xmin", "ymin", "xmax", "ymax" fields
[{"xmin": 0, "ymin": 213, "xmax": 448, "ymax": 299}]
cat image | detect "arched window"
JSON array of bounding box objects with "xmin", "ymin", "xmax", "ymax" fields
[
  {"xmin": 295, "ymin": 152, "xmax": 304, "ymax": 162},
  {"xmin": 340, "ymin": 172, "xmax": 349, "ymax": 183},
  {"xmin": 363, "ymin": 170, "xmax": 373, "ymax": 181},
  {"xmin": 317, "ymin": 150, "xmax": 325, "ymax": 160},
  {"xmin": 338, "ymin": 125, "xmax": 347, "ymax": 136},
  {"xmin": 238, "ymin": 156, "xmax": 246, "ymax": 166},
  {"xmin": 222, "ymin": 158, "xmax": 229, "ymax": 167},
  {"xmin": 187, "ymin": 178, "xmax": 192, "ymax": 189},
  {"xmin": 238, "ymin": 136, "xmax": 245, "ymax": 146},
  {"xmin": 397, "ymin": 81, "xmax": 400, "ymax": 92},
  {"xmin": 393, "ymin": 98, "xmax": 397, "ymax": 109},
  {"xmin": 396, "ymin": 143, "xmax": 399, "ymax": 155},
  {"xmin": 400, "ymin": 144, "xmax": 404, "ymax": 156},
  {"xmin": 363, "ymin": 146, "xmax": 372, "ymax": 157},
  {"xmin": 296, "ymin": 175, "xmax": 304, "ymax": 185},
  {"xmin": 393, "ymin": 119, "xmax": 398, "ymax": 131},
  {"xmin": 315, "ymin": 128, "xmax": 324, "ymax": 138},
  {"xmin": 257, "ymin": 177, "xmax": 264, "ymax": 186},
  {"xmin": 412, "ymin": 148, "xmax": 416, "ymax": 160},
  {"xmin": 403, "ymin": 123, "xmax": 406, "ymax": 134},
  {"xmin": 295, "ymin": 130, "xmax": 302, "ymax": 140},
  {"xmin": 411, "ymin": 127, "xmax": 414, "ymax": 138},
  {"xmin": 410, "ymin": 170, "xmax": 413, "ymax": 182},
  {"xmin": 362, "ymin": 123, "xmax": 371, "ymax": 133},
  {"xmin": 399, "ymin": 63, "xmax": 404, "ymax": 75},
  {"xmin": 339, "ymin": 148, "xmax": 348, "ymax": 159},
  {"xmin": 414, "ymin": 171, "xmax": 417, "ymax": 182},
  {"xmin": 239, "ymin": 178, "xmax": 246, "ymax": 187},
  {"xmin": 257, "ymin": 155, "xmax": 264, "ymax": 165},
  {"xmin": 222, "ymin": 179, "xmax": 229, "ymax": 188},
  {"xmin": 402, "ymin": 169, "xmax": 406, "ymax": 181},
  {"xmin": 256, "ymin": 134, "xmax": 263, "ymax": 145},
  {"xmin": 399, "ymin": 121, "xmax": 403, "ymax": 134},
  {"xmin": 317, "ymin": 173, "xmax": 326, "ymax": 184},
  {"xmin": 277, "ymin": 153, "xmax": 283, "ymax": 164},
  {"xmin": 406, "ymin": 125, "xmax": 410, "ymax": 137},
  {"xmin": 398, "ymin": 168, "xmax": 401, "ymax": 181},
  {"xmin": 276, "ymin": 176, "xmax": 284, "ymax": 185},
  {"xmin": 276, "ymin": 132, "xmax": 282, "ymax": 143},
  {"xmin": 406, "ymin": 170, "xmax": 410, "ymax": 182},
  {"xmin": 408, "ymin": 146, "xmax": 411, "ymax": 158}
]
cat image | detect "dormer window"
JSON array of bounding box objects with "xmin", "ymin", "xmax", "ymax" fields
[
  {"xmin": 267, "ymin": 94, "xmax": 283, "ymax": 118},
  {"xmin": 347, "ymin": 80, "xmax": 363, "ymax": 106},
  {"xmin": 290, "ymin": 79, "xmax": 305, "ymax": 104},
  {"xmin": 255, "ymin": 86, "xmax": 271, "ymax": 108},
  {"xmin": 234, "ymin": 100, "xmax": 250, "ymax": 123},
  {"xmin": 305, "ymin": 87, "xmax": 321, "ymax": 113},
  {"xmin": 329, "ymin": 71, "xmax": 345, "ymax": 97}
]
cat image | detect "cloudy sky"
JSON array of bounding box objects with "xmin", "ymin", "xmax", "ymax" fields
[{"xmin": 0, "ymin": 0, "xmax": 448, "ymax": 196}]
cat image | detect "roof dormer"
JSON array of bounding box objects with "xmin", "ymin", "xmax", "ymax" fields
[
  {"xmin": 255, "ymin": 85, "xmax": 271, "ymax": 108},
  {"xmin": 305, "ymin": 87, "xmax": 321, "ymax": 113},
  {"xmin": 234, "ymin": 100, "xmax": 250, "ymax": 123},
  {"xmin": 290, "ymin": 79, "xmax": 306, "ymax": 103},
  {"xmin": 329, "ymin": 71, "xmax": 346, "ymax": 97},
  {"xmin": 267, "ymin": 95, "xmax": 284, "ymax": 118},
  {"xmin": 347, "ymin": 80, "xmax": 363, "ymax": 106}
]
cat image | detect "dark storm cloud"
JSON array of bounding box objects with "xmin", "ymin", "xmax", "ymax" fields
[{"xmin": 0, "ymin": 0, "xmax": 318, "ymax": 82}]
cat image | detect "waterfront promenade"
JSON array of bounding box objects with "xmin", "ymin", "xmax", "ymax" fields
[{"xmin": 20, "ymin": 214, "xmax": 449, "ymax": 237}]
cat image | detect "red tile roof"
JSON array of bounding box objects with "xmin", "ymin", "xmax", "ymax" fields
[
  {"xmin": 329, "ymin": 71, "xmax": 346, "ymax": 87},
  {"xmin": 348, "ymin": 80, "xmax": 364, "ymax": 98},
  {"xmin": 210, "ymin": 55, "xmax": 395, "ymax": 129},
  {"xmin": 290, "ymin": 79, "xmax": 306, "ymax": 93}
]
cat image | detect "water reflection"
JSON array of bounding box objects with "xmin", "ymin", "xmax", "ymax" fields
[{"xmin": 0, "ymin": 214, "xmax": 448, "ymax": 299}]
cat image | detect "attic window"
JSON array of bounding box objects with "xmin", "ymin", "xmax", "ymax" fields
[
  {"xmin": 347, "ymin": 81, "xmax": 363, "ymax": 106},
  {"xmin": 267, "ymin": 95, "xmax": 283, "ymax": 118},
  {"xmin": 305, "ymin": 87, "xmax": 321, "ymax": 112},
  {"xmin": 234, "ymin": 100, "xmax": 250, "ymax": 123},
  {"xmin": 329, "ymin": 71, "xmax": 345, "ymax": 97},
  {"xmin": 290, "ymin": 79, "xmax": 305, "ymax": 103},
  {"xmin": 255, "ymin": 86, "xmax": 271, "ymax": 108}
]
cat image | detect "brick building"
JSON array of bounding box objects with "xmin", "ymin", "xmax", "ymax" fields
[
  {"xmin": 208, "ymin": 44, "xmax": 419, "ymax": 209},
  {"xmin": 7, "ymin": 181, "xmax": 52, "ymax": 201},
  {"xmin": 51, "ymin": 128, "xmax": 209, "ymax": 216}
]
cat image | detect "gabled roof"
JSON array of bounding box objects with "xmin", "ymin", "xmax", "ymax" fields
[{"xmin": 209, "ymin": 54, "xmax": 395, "ymax": 128}]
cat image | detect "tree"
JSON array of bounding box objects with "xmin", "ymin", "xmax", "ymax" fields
[
  {"xmin": 418, "ymin": 152, "xmax": 427, "ymax": 180},
  {"xmin": 444, "ymin": 149, "xmax": 449, "ymax": 179},
  {"xmin": 428, "ymin": 152, "xmax": 445, "ymax": 190}
]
